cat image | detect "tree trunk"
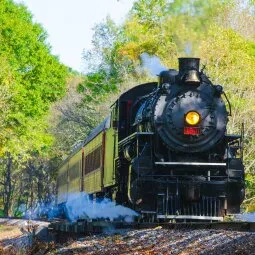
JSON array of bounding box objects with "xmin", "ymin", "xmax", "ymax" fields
[
  {"xmin": 3, "ymin": 153, "xmax": 12, "ymax": 216},
  {"xmin": 37, "ymin": 165, "xmax": 43, "ymax": 203}
]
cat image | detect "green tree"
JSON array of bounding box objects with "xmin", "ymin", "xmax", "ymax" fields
[
  {"xmin": 199, "ymin": 25, "xmax": 255, "ymax": 210},
  {"xmin": 0, "ymin": 0, "xmax": 68, "ymax": 215}
]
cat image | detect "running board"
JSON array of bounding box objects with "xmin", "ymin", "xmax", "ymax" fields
[{"xmin": 157, "ymin": 215, "xmax": 224, "ymax": 221}]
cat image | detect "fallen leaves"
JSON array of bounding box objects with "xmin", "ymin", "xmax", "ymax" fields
[{"xmin": 51, "ymin": 228, "xmax": 255, "ymax": 255}]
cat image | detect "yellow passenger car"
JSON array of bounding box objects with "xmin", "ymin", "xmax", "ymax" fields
[{"xmin": 57, "ymin": 113, "xmax": 118, "ymax": 204}]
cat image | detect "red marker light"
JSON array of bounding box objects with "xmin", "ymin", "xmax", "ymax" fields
[{"xmin": 184, "ymin": 127, "xmax": 201, "ymax": 135}]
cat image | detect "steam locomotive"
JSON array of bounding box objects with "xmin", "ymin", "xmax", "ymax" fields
[{"xmin": 57, "ymin": 58, "xmax": 245, "ymax": 221}]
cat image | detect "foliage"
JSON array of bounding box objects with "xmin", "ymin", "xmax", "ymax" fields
[
  {"xmin": 197, "ymin": 24, "xmax": 255, "ymax": 210},
  {"xmin": 245, "ymin": 174, "xmax": 255, "ymax": 211},
  {"xmin": 0, "ymin": 0, "xmax": 68, "ymax": 215},
  {"xmin": 0, "ymin": 0, "xmax": 67, "ymax": 157}
]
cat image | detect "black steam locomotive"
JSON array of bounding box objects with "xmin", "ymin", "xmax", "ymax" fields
[{"xmin": 57, "ymin": 58, "xmax": 245, "ymax": 221}]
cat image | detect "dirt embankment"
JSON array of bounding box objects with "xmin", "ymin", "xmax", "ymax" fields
[{"xmin": 0, "ymin": 218, "xmax": 50, "ymax": 255}]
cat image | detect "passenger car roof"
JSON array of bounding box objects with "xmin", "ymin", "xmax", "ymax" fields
[{"xmin": 83, "ymin": 115, "xmax": 110, "ymax": 146}]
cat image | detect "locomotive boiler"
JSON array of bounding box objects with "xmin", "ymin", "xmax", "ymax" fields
[{"xmin": 57, "ymin": 58, "xmax": 245, "ymax": 221}]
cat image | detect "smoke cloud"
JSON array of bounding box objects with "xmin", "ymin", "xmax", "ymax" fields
[{"xmin": 140, "ymin": 53, "xmax": 167, "ymax": 76}]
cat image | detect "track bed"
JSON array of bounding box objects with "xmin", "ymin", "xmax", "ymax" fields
[
  {"xmin": 0, "ymin": 218, "xmax": 255, "ymax": 254},
  {"xmin": 50, "ymin": 227, "xmax": 255, "ymax": 255}
]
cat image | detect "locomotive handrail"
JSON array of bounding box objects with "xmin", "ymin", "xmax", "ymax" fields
[
  {"xmin": 223, "ymin": 91, "xmax": 232, "ymax": 116},
  {"xmin": 155, "ymin": 162, "xmax": 226, "ymax": 167},
  {"xmin": 225, "ymin": 134, "xmax": 242, "ymax": 141},
  {"xmin": 119, "ymin": 132, "xmax": 154, "ymax": 146},
  {"xmin": 157, "ymin": 215, "xmax": 224, "ymax": 221}
]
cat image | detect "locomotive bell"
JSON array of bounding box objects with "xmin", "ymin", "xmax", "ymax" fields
[{"xmin": 178, "ymin": 58, "xmax": 200, "ymax": 85}]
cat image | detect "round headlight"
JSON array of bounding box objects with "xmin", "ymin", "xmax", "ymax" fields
[{"xmin": 185, "ymin": 111, "xmax": 200, "ymax": 125}]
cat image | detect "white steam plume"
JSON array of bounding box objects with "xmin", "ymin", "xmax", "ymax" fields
[
  {"xmin": 140, "ymin": 53, "xmax": 167, "ymax": 76},
  {"xmin": 235, "ymin": 212, "xmax": 255, "ymax": 222},
  {"xmin": 20, "ymin": 192, "xmax": 138, "ymax": 223},
  {"xmin": 19, "ymin": 198, "xmax": 60, "ymax": 220},
  {"xmin": 65, "ymin": 192, "xmax": 138, "ymax": 222}
]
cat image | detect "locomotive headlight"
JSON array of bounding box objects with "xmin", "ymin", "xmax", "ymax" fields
[{"xmin": 185, "ymin": 111, "xmax": 200, "ymax": 126}]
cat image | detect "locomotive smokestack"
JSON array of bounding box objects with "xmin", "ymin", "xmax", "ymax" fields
[
  {"xmin": 179, "ymin": 58, "xmax": 200, "ymax": 73},
  {"xmin": 178, "ymin": 58, "xmax": 200, "ymax": 85}
]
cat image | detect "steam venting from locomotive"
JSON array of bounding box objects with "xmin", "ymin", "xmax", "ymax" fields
[
  {"xmin": 21, "ymin": 193, "xmax": 138, "ymax": 222},
  {"xmin": 64, "ymin": 192, "xmax": 138, "ymax": 222},
  {"xmin": 140, "ymin": 53, "xmax": 167, "ymax": 76},
  {"xmin": 140, "ymin": 53, "xmax": 201, "ymax": 86}
]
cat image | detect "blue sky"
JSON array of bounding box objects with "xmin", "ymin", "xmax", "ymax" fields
[{"xmin": 14, "ymin": 0, "xmax": 136, "ymax": 72}]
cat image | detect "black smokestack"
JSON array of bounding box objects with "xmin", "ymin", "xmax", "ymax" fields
[
  {"xmin": 179, "ymin": 58, "xmax": 200, "ymax": 74},
  {"xmin": 178, "ymin": 58, "xmax": 200, "ymax": 85}
]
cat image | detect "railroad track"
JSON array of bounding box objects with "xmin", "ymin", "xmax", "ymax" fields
[
  {"xmin": 1, "ymin": 217, "xmax": 254, "ymax": 237},
  {"xmin": 49, "ymin": 220, "xmax": 255, "ymax": 234}
]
